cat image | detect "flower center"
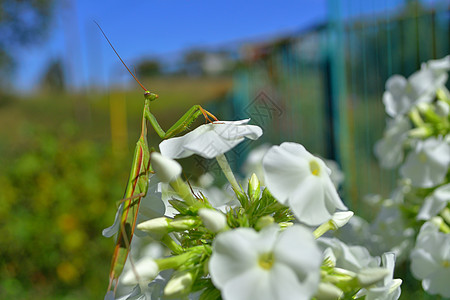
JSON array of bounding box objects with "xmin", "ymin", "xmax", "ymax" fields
[
  {"xmin": 443, "ymin": 260, "xmax": 450, "ymax": 268},
  {"xmin": 418, "ymin": 152, "xmax": 427, "ymax": 163},
  {"xmin": 258, "ymin": 252, "xmax": 274, "ymax": 270},
  {"xmin": 309, "ymin": 160, "xmax": 321, "ymax": 176}
]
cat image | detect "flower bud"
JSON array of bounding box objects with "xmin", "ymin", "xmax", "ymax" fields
[
  {"xmin": 248, "ymin": 173, "xmax": 261, "ymax": 202},
  {"xmin": 330, "ymin": 211, "xmax": 354, "ymax": 229},
  {"xmin": 357, "ymin": 267, "xmax": 390, "ymax": 287},
  {"xmin": 151, "ymin": 152, "xmax": 182, "ymax": 183},
  {"xmin": 430, "ymin": 216, "xmax": 443, "ymax": 228},
  {"xmin": 416, "ymin": 102, "xmax": 432, "ymax": 113},
  {"xmin": 121, "ymin": 257, "xmax": 159, "ymax": 285},
  {"xmin": 137, "ymin": 217, "xmax": 169, "ymax": 235},
  {"xmin": 408, "ymin": 126, "xmax": 433, "ymax": 138},
  {"xmin": 315, "ymin": 282, "xmax": 343, "ymax": 300},
  {"xmin": 164, "ymin": 271, "xmax": 194, "ymax": 298},
  {"xmin": 436, "ymin": 88, "xmax": 450, "ymax": 102},
  {"xmin": 436, "ymin": 100, "xmax": 450, "ymax": 116},
  {"xmin": 255, "ymin": 215, "xmax": 274, "ymax": 231},
  {"xmin": 389, "ymin": 278, "xmax": 403, "ymax": 293},
  {"xmin": 198, "ymin": 208, "xmax": 227, "ymax": 233},
  {"xmin": 170, "ymin": 218, "xmax": 198, "ymax": 231}
]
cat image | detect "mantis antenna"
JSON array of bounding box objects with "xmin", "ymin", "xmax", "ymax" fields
[{"xmin": 94, "ymin": 21, "xmax": 148, "ymax": 92}]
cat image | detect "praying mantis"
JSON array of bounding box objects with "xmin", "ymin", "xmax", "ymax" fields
[{"xmin": 95, "ymin": 24, "xmax": 218, "ymax": 293}]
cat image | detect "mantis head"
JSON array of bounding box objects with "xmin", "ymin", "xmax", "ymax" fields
[{"xmin": 144, "ymin": 91, "xmax": 159, "ymax": 101}]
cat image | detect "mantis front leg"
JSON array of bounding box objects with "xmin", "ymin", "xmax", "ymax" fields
[{"xmin": 145, "ymin": 104, "xmax": 218, "ymax": 139}]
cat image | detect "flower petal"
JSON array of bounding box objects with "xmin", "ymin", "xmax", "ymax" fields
[
  {"xmin": 209, "ymin": 228, "xmax": 260, "ymax": 288},
  {"xmin": 274, "ymin": 225, "xmax": 321, "ymax": 284},
  {"xmin": 159, "ymin": 119, "xmax": 262, "ymax": 159},
  {"xmin": 424, "ymin": 267, "xmax": 450, "ymax": 297},
  {"xmin": 289, "ymin": 176, "xmax": 330, "ymax": 225},
  {"xmin": 262, "ymin": 144, "xmax": 310, "ymax": 205}
]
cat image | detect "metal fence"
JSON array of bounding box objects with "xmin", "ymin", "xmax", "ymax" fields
[{"xmin": 226, "ymin": 0, "xmax": 449, "ymax": 217}]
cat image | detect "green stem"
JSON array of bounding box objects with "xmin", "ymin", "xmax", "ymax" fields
[
  {"xmin": 313, "ymin": 221, "xmax": 333, "ymax": 239},
  {"xmin": 216, "ymin": 154, "xmax": 241, "ymax": 192},
  {"xmin": 155, "ymin": 251, "xmax": 193, "ymax": 271},
  {"xmin": 161, "ymin": 234, "xmax": 183, "ymax": 254},
  {"xmin": 409, "ymin": 107, "xmax": 425, "ymax": 127}
]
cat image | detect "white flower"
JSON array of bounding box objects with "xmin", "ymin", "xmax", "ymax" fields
[
  {"xmin": 426, "ymin": 55, "xmax": 450, "ymax": 87},
  {"xmin": 151, "ymin": 152, "xmax": 182, "ymax": 183},
  {"xmin": 114, "ymin": 269, "xmax": 177, "ymax": 300},
  {"xmin": 199, "ymin": 185, "xmax": 240, "ymax": 212},
  {"xmin": 164, "ymin": 271, "xmax": 194, "ymax": 298},
  {"xmin": 382, "ymin": 56, "xmax": 450, "ymax": 117},
  {"xmin": 319, "ymin": 238, "xmax": 401, "ymax": 299},
  {"xmin": 159, "ymin": 119, "xmax": 262, "ymax": 159},
  {"xmin": 318, "ymin": 238, "xmax": 380, "ymax": 273},
  {"xmin": 209, "ymin": 224, "xmax": 321, "ymax": 300},
  {"xmin": 330, "ymin": 211, "xmax": 354, "ymax": 229},
  {"xmin": 410, "ymin": 220, "xmax": 450, "ymax": 298},
  {"xmin": 382, "ymin": 75, "xmax": 414, "ymax": 117},
  {"xmin": 262, "ymin": 142, "xmax": 347, "ymax": 226},
  {"xmin": 355, "ymin": 253, "xmax": 402, "ymax": 300},
  {"xmin": 121, "ymin": 257, "xmax": 159, "ymax": 286},
  {"xmin": 400, "ymin": 137, "xmax": 450, "ymax": 188},
  {"xmin": 417, "ymin": 183, "xmax": 450, "ymax": 220},
  {"xmin": 242, "ymin": 143, "xmax": 271, "ymax": 185},
  {"xmin": 367, "ymin": 200, "xmax": 415, "ymax": 263},
  {"xmin": 374, "ymin": 116, "xmax": 411, "ymax": 169}
]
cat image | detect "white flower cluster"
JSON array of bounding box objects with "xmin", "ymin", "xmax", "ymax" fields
[
  {"xmin": 361, "ymin": 56, "xmax": 450, "ymax": 298},
  {"xmin": 104, "ymin": 117, "xmax": 401, "ymax": 300}
]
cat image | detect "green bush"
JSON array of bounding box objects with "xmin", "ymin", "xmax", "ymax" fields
[{"xmin": 0, "ymin": 125, "xmax": 126, "ymax": 299}]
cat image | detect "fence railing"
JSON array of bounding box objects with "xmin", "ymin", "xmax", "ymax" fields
[{"xmin": 226, "ymin": 1, "xmax": 449, "ymax": 218}]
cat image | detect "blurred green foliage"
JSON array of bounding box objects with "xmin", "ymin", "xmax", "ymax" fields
[{"xmin": 0, "ymin": 125, "xmax": 124, "ymax": 299}]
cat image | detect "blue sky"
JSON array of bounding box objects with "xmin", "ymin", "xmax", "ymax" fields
[
  {"xmin": 13, "ymin": 0, "xmax": 435, "ymax": 91},
  {"xmin": 13, "ymin": 0, "xmax": 327, "ymax": 90}
]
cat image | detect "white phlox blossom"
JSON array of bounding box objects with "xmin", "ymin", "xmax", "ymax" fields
[
  {"xmin": 417, "ymin": 183, "xmax": 450, "ymax": 220},
  {"xmin": 374, "ymin": 116, "xmax": 411, "ymax": 169},
  {"xmin": 355, "ymin": 253, "xmax": 402, "ymax": 300},
  {"xmin": 367, "ymin": 200, "xmax": 415, "ymax": 263},
  {"xmin": 319, "ymin": 238, "xmax": 401, "ymax": 299},
  {"xmin": 262, "ymin": 142, "xmax": 347, "ymax": 226},
  {"xmin": 318, "ymin": 238, "xmax": 380, "ymax": 273},
  {"xmin": 159, "ymin": 119, "xmax": 262, "ymax": 159},
  {"xmin": 410, "ymin": 220, "xmax": 450, "ymax": 298},
  {"xmin": 242, "ymin": 143, "xmax": 271, "ymax": 185},
  {"xmin": 382, "ymin": 56, "xmax": 450, "ymax": 117},
  {"xmin": 399, "ymin": 137, "xmax": 450, "ymax": 188},
  {"xmin": 121, "ymin": 257, "xmax": 159, "ymax": 286},
  {"xmin": 209, "ymin": 224, "xmax": 321, "ymax": 300}
]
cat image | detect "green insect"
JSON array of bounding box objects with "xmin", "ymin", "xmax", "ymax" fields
[{"xmin": 95, "ymin": 23, "xmax": 218, "ymax": 294}]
